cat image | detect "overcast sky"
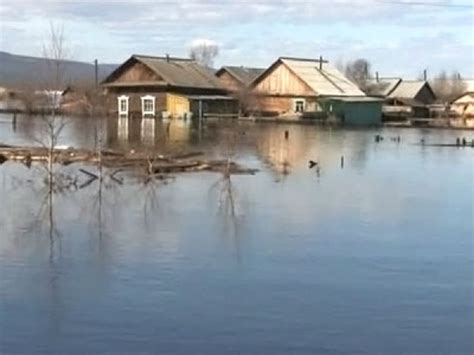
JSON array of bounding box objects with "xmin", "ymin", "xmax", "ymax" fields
[{"xmin": 0, "ymin": 0, "xmax": 473, "ymax": 78}]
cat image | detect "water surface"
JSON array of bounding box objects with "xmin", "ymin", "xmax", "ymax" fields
[{"xmin": 0, "ymin": 115, "xmax": 473, "ymax": 355}]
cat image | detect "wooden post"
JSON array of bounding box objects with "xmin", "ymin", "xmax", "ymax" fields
[
  {"xmin": 284, "ymin": 130, "xmax": 289, "ymax": 140},
  {"xmin": 94, "ymin": 59, "xmax": 98, "ymax": 89},
  {"xmin": 198, "ymin": 99, "xmax": 203, "ymax": 135}
]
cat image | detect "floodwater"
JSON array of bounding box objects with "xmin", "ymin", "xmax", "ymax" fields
[{"xmin": 0, "ymin": 114, "xmax": 473, "ymax": 355}]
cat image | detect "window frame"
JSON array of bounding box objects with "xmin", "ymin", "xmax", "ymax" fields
[
  {"xmin": 294, "ymin": 99, "xmax": 306, "ymax": 113},
  {"xmin": 141, "ymin": 95, "xmax": 156, "ymax": 117},
  {"xmin": 117, "ymin": 95, "xmax": 129, "ymax": 116}
]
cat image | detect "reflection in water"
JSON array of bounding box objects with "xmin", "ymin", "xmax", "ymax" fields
[
  {"xmin": 140, "ymin": 117, "xmax": 155, "ymax": 146},
  {"xmin": 117, "ymin": 116, "xmax": 129, "ymax": 142},
  {"xmin": 1, "ymin": 115, "xmax": 473, "ymax": 355}
]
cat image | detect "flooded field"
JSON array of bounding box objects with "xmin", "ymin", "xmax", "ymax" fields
[{"xmin": 0, "ymin": 114, "xmax": 473, "ymax": 355}]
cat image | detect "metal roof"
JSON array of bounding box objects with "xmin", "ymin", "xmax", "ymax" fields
[
  {"xmin": 217, "ymin": 66, "xmax": 265, "ymax": 85},
  {"xmin": 388, "ymin": 80, "xmax": 429, "ymax": 99},
  {"xmin": 326, "ymin": 96, "xmax": 384, "ymax": 103},
  {"xmin": 277, "ymin": 57, "xmax": 365, "ymax": 97}
]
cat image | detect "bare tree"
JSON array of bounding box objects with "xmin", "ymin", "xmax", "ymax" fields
[
  {"xmin": 430, "ymin": 71, "xmax": 467, "ymax": 103},
  {"xmin": 345, "ymin": 58, "xmax": 372, "ymax": 91},
  {"xmin": 189, "ymin": 40, "xmax": 219, "ymax": 67},
  {"xmin": 38, "ymin": 23, "xmax": 69, "ymax": 191}
]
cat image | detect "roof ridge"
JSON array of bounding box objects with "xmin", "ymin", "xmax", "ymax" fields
[
  {"xmin": 280, "ymin": 56, "xmax": 328, "ymax": 63},
  {"xmin": 132, "ymin": 54, "xmax": 193, "ymax": 62}
]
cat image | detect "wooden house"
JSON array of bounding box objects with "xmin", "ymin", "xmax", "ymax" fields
[
  {"xmin": 366, "ymin": 78, "xmax": 436, "ymax": 119},
  {"xmin": 450, "ymin": 80, "xmax": 474, "ymax": 118},
  {"xmin": 246, "ymin": 57, "xmax": 381, "ymax": 124},
  {"xmin": 60, "ymin": 86, "xmax": 93, "ymax": 115},
  {"xmin": 215, "ymin": 66, "xmax": 265, "ymax": 115},
  {"xmin": 215, "ymin": 66, "xmax": 265, "ymax": 92},
  {"xmin": 102, "ymin": 55, "xmax": 238, "ymax": 119}
]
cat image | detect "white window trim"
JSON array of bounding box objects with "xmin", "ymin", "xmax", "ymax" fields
[
  {"xmin": 293, "ymin": 98, "xmax": 306, "ymax": 113},
  {"xmin": 118, "ymin": 95, "xmax": 129, "ymax": 116},
  {"xmin": 141, "ymin": 95, "xmax": 156, "ymax": 118}
]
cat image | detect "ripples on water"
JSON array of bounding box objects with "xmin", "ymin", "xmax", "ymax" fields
[{"xmin": 0, "ymin": 115, "xmax": 473, "ymax": 355}]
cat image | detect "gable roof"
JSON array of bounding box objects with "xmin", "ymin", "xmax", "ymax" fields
[
  {"xmin": 388, "ymin": 80, "xmax": 433, "ymax": 99},
  {"xmin": 365, "ymin": 78, "xmax": 402, "ymax": 97},
  {"xmin": 250, "ymin": 57, "xmax": 365, "ymax": 97},
  {"xmin": 451, "ymin": 91, "xmax": 474, "ymax": 104},
  {"xmin": 216, "ymin": 66, "xmax": 265, "ymax": 86},
  {"xmin": 102, "ymin": 54, "xmax": 224, "ymax": 90}
]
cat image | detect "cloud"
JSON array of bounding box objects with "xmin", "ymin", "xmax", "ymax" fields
[{"xmin": 0, "ymin": 0, "xmax": 472, "ymax": 76}]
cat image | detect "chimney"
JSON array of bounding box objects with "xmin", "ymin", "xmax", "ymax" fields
[
  {"xmin": 423, "ymin": 69, "xmax": 427, "ymax": 81},
  {"xmin": 166, "ymin": 54, "xmax": 170, "ymax": 62},
  {"xmin": 376, "ymin": 71, "xmax": 379, "ymax": 82},
  {"xmin": 319, "ymin": 55, "xmax": 323, "ymax": 70}
]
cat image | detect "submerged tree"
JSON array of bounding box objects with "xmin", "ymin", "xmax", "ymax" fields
[
  {"xmin": 189, "ymin": 40, "xmax": 219, "ymax": 68},
  {"xmin": 430, "ymin": 70, "xmax": 467, "ymax": 103},
  {"xmin": 38, "ymin": 22, "xmax": 70, "ymax": 190},
  {"xmin": 345, "ymin": 58, "xmax": 372, "ymax": 92}
]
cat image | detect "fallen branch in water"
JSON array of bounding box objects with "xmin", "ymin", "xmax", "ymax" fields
[{"xmin": 0, "ymin": 144, "xmax": 258, "ymax": 175}]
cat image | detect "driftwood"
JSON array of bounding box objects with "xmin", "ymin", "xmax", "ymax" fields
[
  {"xmin": 416, "ymin": 143, "xmax": 474, "ymax": 148},
  {"xmin": 0, "ymin": 144, "xmax": 258, "ymax": 175}
]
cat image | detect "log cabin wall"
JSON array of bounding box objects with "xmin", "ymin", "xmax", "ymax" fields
[
  {"xmin": 105, "ymin": 89, "xmax": 167, "ymax": 118},
  {"xmin": 251, "ymin": 96, "xmax": 319, "ymax": 115},
  {"xmin": 216, "ymin": 71, "xmax": 242, "ymax": 92},
  {"xmin": 113, "ymin": 62, "xmax": 162, "ymax": 83}
]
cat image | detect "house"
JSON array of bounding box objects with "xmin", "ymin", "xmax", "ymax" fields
[
  {"xmin": 366, "ymin": 78, "xmax": 436, "ymax": 119},
  {"xmin": 388, "ymin": 80, "xmax": 436, "ymax": 105},
  {"xmin": 365, "ymin": 78, "xmax": 402, "ymax": 98},
  {"xmin": 450, "ymin": 80, "xmax": 474, "ymax": 118},
  {"xmin": 61, "ymin": 86, "xmax": 92, "ymax": 115},
  {"xmin": 247, "ymin": 56, "xmax": 382, "ymax": 124},
  {"xmin": 215, "ymin": 66, "xmax": 265, "ymax": 115},
  {"xmin": 215, "ymin": 66, "xmax": 265, "ymax": 92},
  {"xmin": 386, "ymin": 81, "xmax": 436, "ymax": 119},
  {"xmin": 101, "ymin": 54, "xmax": 238, "ymax": 119},
  {"xmin": 0, "ymin": 88, "xmax": 26, "ymax": 112}
]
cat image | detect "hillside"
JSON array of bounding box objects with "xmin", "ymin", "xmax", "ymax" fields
[{"xmin": 0, "ymin": 51, "xmax": 118, "ymax": 88}]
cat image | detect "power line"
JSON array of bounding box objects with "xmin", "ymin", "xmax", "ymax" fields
[{"xmin": 375, "ymin": 0, "xmax": 473, "ymax": 9}]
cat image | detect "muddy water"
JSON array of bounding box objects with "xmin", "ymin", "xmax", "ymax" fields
[{"xmin": 0, "ymin": 114, "xmax": 473, "ymax": 355}]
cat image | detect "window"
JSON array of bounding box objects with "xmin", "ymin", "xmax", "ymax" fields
[
  {"xmin": 295, "ymin": 100, "xmax": 305, "ymax": 113},
  {"xmin": 141, "ymin": 95, "xmax": 155, "ymax": 117},
  {"xmin": 118, "ymin": 95, "xmax": 129, "ymax": 116}
]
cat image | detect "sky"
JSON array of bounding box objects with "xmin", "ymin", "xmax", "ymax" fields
[{"xmin": 0, "ymin": 0, "xmax": 473, "ymax": 78}]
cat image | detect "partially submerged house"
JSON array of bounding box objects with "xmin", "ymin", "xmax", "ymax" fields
[
  {"xmin": 215, "ymin": 66, "xmax": 265, "ymax": 92},
  {"xmin": 450, "ymin": 80, "xmax": 474, "ymax": 118},
  {"xmin": 0, "ymin": 88, "xmax": 26, "ymax": 112},
  {"xmin": 61, "ymin": 86, "xmax": 92, "ymax": 115},
  {"xmin": 102, "ymin": 55, "xmax": 238, "ymax": 119},
  {"xmin": 247, "ymin": 57, "xmax": 382, "ymax": 125},
  {"xmin": 366, "ymin": 78, "xmax": 436, "ymax": 119},
  {"xmin": 215, "ymin": 66, "xmax": 265, "ymax": 115}
]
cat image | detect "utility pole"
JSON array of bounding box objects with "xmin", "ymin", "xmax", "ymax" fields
[{"xmin": 94, "ymin": 59, "xmax": 99, "ymax": 89}]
